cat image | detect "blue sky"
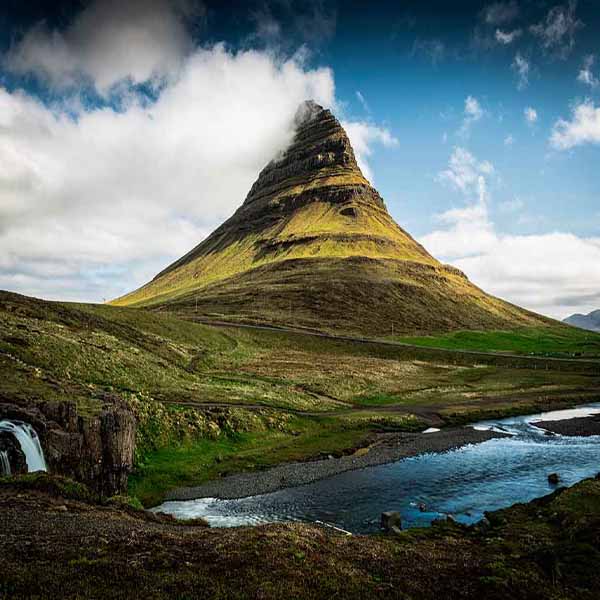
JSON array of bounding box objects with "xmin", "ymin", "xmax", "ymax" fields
[{"xmin": 0, "ymin": 0, "xmax": 599, "ymax": 318}]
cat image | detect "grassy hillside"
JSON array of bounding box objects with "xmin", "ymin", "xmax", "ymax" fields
[{"xmin": 2, "ymin": 290, "xmax": 600, "ymax": 505}]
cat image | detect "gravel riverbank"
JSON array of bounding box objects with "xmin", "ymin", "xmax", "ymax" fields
[
  {"xmin": 533, "ymin": 414, "xmax": 600, "ymax": 437},
  {"xmin": 165, "ymin": 427, "xmax": 504, "ymax": 502}
]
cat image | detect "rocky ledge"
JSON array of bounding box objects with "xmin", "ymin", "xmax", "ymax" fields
[{"xmin": 0, "ymin": 394, "xmax": 135, "ymax": 496}]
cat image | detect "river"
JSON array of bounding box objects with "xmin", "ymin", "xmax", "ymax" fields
[{"xmin": 153, "ymin": 403, "xmax": 600, "ymax": 533}]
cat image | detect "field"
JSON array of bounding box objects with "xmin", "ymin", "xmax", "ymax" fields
[{"xmin": 1, "ymin": 290, "xmax": 600, "ymax": 506}]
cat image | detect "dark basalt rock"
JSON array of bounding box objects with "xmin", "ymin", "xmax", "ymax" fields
[
  {"xmin": 0, "ymin": 396, "xmax": 135, "ymax": 496},
  {"xmin": 0, "ymin": 432, "xmax": 27, "ymax": 475}
]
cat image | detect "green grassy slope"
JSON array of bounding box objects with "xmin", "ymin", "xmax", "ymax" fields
[{"xmin": 2, "ymin": 290, "xmax": 600, "ymax": 505}]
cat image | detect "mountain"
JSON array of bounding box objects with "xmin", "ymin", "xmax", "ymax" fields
[
  {"xmin": 564, "ymin": 310, "xmax": 600, "ymax": 332},
  {"xmin": 113, "ymin": 101, "xmax": 549, "ymax": 336}
]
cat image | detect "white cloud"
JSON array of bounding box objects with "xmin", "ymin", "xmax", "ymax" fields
[
  {"xmin": 0, "ymin": 4, "xmax": 398, "ymax": 303},
  {"xmin": 355, "ymin": 90, "xmax": 370, "ymax": 113},
  {"xmin": 5, "ymin": 0, "xmax": 201, "ymax": 94},
  {"xmin": 550, "ymin": 100, "xmax": 600, "ymax": 149},
  {"xmin": 512, "ymin": 52, "xmax": 530, "ymax": 90},
  {"xmin": 524, "ymin": 106, "xmax": 538, "ymax": 124},
  {"xmin": 459, "ymin": 96, "xmax": 484, "ymax": 137},
  {"xmin": 530, "ymin": 0, "xmax": 583, "ymax": 60},
  {"xmin": 482, "ymin": 2, "xmax": 520, "ymax": 25},
  {"xmin": 341, "ymin": 121, "xmax": 398, "ymax": 182},
  {"xmin": 0, "ymin": 44, "xmax": 339, "ymax": 301},
  {"xmin": 577, "ymin": 55, "xmax": 599, "ymax": 88},
  {"xmin": 437, "ymin": 147, "xmax": 493, "ymax": 199},
  {"xmin": 495, "ymin": 28, "xmax": 522, "ymax": 44},
  {"xmin": 423, "ymin": 159, "xmax": 600, "ymax": 318},
  {"xmin": 504, "ymin": 134, "xmax": 515, "ymax": 145}
]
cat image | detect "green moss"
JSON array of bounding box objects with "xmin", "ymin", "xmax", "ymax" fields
[{"xmin": 129, "ymin": 417, "xmax": 370, "ymax": 506}]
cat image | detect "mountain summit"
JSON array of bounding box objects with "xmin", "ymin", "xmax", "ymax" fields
[{"xmin": 114, "ymin": 101, "xmax": 546, "ymax": 335}]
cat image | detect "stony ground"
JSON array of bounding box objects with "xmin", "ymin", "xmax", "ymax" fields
[
  {"xmin": 1, "ymin": 473, "xmax": 600, "ymax": 599},
  {"xmin": 167, "ymin": 427, "xmax": 503, "ymax": 501},
  {"xmin": 534, "ymin": 414, "xmax": 600, "ymax": 437}
]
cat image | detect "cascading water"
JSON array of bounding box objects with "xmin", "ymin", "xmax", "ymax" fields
[
  {"xmin": 0, "ymin": 450, "xmax": 11, "ymax": 476},
  {"xmin": 0, "ymin": 420, "xmax": 47, "ymax": 473}
]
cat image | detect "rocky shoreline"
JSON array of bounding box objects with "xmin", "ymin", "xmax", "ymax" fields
[
  {"xmin": 166, "ymin": 427, "xmax": 504, "ymax": 502},
  {"xmin": 533, "ymin": 414, "xmax": 600, "ymax": 437}
]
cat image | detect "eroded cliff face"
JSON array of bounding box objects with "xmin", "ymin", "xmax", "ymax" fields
[{"xmin": 0, "ymin": 395, "xmax": 135, "ymax": 496}]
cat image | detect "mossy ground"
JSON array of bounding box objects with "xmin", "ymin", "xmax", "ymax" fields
[
  {"xmin": 1, "ymin": 290, "xmax": 599, "ymax": 507},
  {"xmin": 1, "ymin": 473, "xmax": 600, "ymax": 599}
]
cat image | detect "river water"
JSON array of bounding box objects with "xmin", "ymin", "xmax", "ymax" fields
[{"xmin": 153, "ymin": 404, "xmax": 600, "ymax": 533}]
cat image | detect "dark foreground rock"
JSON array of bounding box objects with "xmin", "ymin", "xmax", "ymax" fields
[
  {"xmin": 167, "ymin": 427, "xmax": 504, "ymax": 501},
  {"xmin": 1, "ymin": 474, "xmax": 600, "ymax": 599},
  {"xmin": 533, "ymin": 414, "xmax": 600, "ymax": 437}
]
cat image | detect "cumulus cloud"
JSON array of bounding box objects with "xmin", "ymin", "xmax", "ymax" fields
[
  {"xmin": 530, "ymin": 0, "xmax": 583, "ymax": 60},
  {"xmin": 0, "ymin": 2, "xmax": 399, "ymax": 302},
  {"xmin": 423, "ymin": 147, "xmax": 600, "ymax": 318},
  {"xmin": 482, "ymin": 1, "xmax": 520, "ymax": 25},
  {"xmin": 4, "ymin": 0, "xmax": 201, "ymax": 94},
  {"xmin": 437, "ymin": 146, "xmax": 493, "ymax": 203},
  {"xmin": 0, "ymin": 45, "xmax": 340, "ymax": 301},
  {"xmin": 524, "ymin": 106, "xmax": 538, "ymax": 124},
  {"xmin": 512, "ymin": 52, "xmax": 530, "ymax": 89},
  {"xmin": 459, "ymin": 96, "xmax": 484, "ymax": 137},
  {"xmin": 341, "ymin": 121, "xmax": 398, "ymax": 182},
  {"xmin": 577, "ymin": 54, "xmax": 599, "ymax": 88},
  {"xmin": 550, "ymin": 100, "xmax": 600, "ymax": 149},
  {"xmin": 495, "ymin": 28, "xmax": 522, "ymax": 44}
]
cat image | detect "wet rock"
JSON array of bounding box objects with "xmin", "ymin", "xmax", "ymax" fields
[
  {"xmin": 381, "ymin": 511, "xmax": 401, "ymax": 532},
  {"xmin": 0, "ymin": 432, "xmax": 27, "ymax": 475},
  {"xmin": 548, "ymin": 473, "xmax": 560, "ymax": 485},
  {"xmin": 0, "ymin": 396, "xmax": 135, "ymax": 496}
]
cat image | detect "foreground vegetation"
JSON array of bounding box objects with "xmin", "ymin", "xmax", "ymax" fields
[
  {"xmin": 1, "ymin": 472, "xmax": 600, "ymax": 599},
  {"xmin": 1, "ymin": 290, "xmax": 599, "ymax": 507}
]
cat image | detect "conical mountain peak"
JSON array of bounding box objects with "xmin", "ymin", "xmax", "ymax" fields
[
  {"xmin": 113, "ymin": 101, "xmax": 546, "ymax": 338},
  {"xmin": 242, "ymin": 100, "xmax": 366, "ymax": 209}
]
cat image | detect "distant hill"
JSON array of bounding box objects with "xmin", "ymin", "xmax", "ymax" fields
[
  {"xmin": 113, "ymin": 101, "xmax": 552, "ymax": 336},
  {"xmin": 564, "ymin": 310, "xmax": 600, "ymax": 332}
]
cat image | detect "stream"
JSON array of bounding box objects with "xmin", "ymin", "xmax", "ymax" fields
[{"xmin": 153, "ymin": 403, "xmax": 600, "ymax": 533}]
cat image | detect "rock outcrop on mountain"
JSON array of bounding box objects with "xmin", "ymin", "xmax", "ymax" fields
[
  {"xmin": 564, "ymin": 310, "xmax": 600, "ymax": 333},
  {"xmin": 113, "ymin": 101, "xmax": 550, "ymax": 335}
]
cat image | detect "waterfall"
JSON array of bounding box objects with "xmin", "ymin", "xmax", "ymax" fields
[
  {"xmin": 0, "ymin": 420, "xmax": 47, "ymax": 473},
  {"xmin": 0, "ymin": 450, "xmax": 10, "ymax": 476}
]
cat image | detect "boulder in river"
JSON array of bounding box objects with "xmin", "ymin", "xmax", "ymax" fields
[
  {"xmin": 548, "ymin": 473, "xmax": 560, "ymax": 485},
  {"xmin": 381, "ymin": 511, "xmax": 402, "ymax": 532}
]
